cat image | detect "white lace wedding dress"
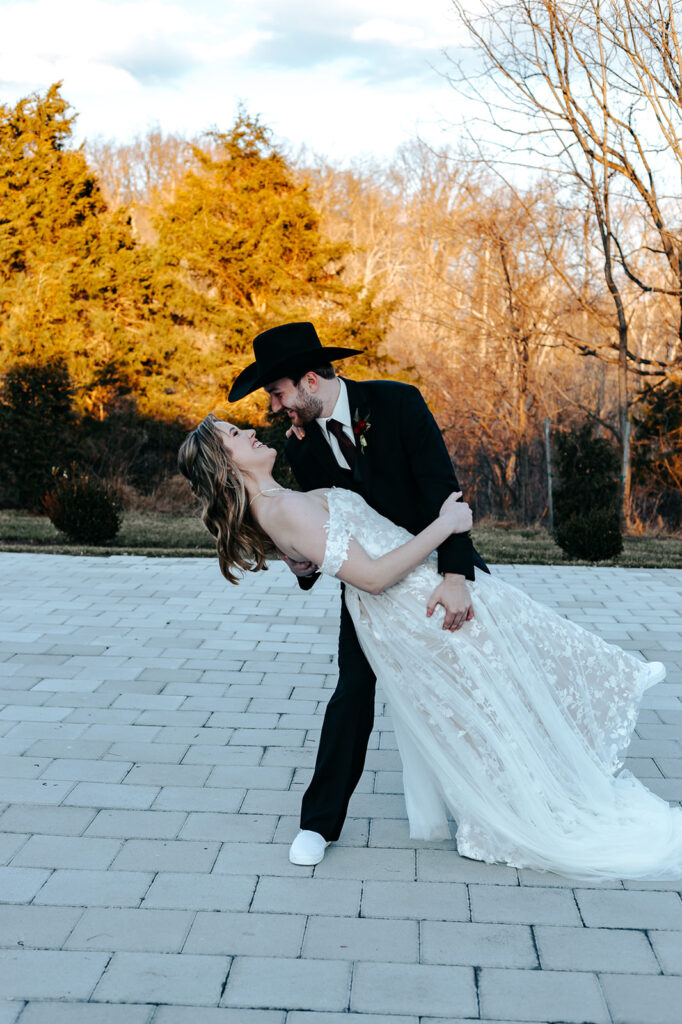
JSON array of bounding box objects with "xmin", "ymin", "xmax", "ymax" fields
[{"xmin": 320, "ymin": 487, "xmax": 682, "ymax": 880}]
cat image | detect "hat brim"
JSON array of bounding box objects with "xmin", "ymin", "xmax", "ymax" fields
[{"xmin": 228, "ymin": 346, "xmax": 362, "ymax": 402}]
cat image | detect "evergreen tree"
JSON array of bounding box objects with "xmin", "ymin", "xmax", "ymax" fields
[
  {"xmin": 632, "ymin": 380, "xmax": 682, "ymax": 527},
  {"xmin": 153, "ymin": 111, "xmax": 390, "ymax": 405},
  {"xmin": 0, "ymin": 84, "xmax": 174, "ymax": 419},
  {"xmin": 0, "ymin": 89, "xmax": 390, "ymax": 440},
  {"xmin": 552, "ymin": 423, "xmax": 623, "ymax": 560}
]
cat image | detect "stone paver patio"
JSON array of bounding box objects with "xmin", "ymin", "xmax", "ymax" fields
[{"xmin": 0, "ymin": 552, "xmax": 681, "ymax": 1024}]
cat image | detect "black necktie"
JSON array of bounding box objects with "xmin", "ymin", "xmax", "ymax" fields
[{"xmin": 327, "ymin": 418, "xmax": 357, "ymax": 471}]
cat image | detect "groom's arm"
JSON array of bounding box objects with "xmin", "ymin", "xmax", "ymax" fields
[{"xmin": 399, "ymin": 385, "xmax": 476, "ymax": 581}]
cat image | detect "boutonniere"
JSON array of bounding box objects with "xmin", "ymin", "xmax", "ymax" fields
[{"xmin": 352, "ymin": 408, "xmax": 371, "ymax": 454}]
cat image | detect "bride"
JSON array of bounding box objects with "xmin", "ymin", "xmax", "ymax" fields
[{"xmin": 178, "ymin": 413, "xmax": 681, "ymax": 881}]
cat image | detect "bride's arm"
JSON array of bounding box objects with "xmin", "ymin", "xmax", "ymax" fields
[{"xmin": 268, "ymin": 493, "xmax": 471, "ymax": 596}]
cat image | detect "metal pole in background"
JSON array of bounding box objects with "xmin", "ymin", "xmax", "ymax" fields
[
  {"xmin": 544, "ymin": 417, "xmax": 554, "ymax": 533},
  {"xmin": 621, "ymin": 418, "xmax": 631, "ymax": 525}
]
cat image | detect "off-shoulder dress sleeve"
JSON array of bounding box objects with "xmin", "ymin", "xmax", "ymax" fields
[{"xmin": 319, "ymin": 491, "xmax": 352, "ymax": 577}]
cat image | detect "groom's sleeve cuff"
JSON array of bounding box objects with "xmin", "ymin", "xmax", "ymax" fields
[{"xmin": 437, "ymin": 533, "xmax": 476, "ymax": 581}]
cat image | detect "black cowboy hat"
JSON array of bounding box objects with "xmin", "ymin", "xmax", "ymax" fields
[{"xmin": 228, "ymin": 322, "xmax": 362, "ymax": 402}]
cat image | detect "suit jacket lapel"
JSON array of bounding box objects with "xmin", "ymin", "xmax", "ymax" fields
[
  {"xmin": 343, "ymin": 378, "xmax": 373, "ymax": 489},
  {"xmin": 298, "ymin": 419, "xmax": 351, "ymax": 486}
]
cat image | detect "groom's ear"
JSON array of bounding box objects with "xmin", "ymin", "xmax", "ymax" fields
[{"xmin": 301, "ymin": 371, "xmax": 321, "ymax": 392}]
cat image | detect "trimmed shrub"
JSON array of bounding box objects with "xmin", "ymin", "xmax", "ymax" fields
[
  {"xmin": 554, "ymin": 507, "xmax": 623, "ymax": 561},
  {"xmin": 552, "ymin": 422, "xmax": 623, "ymax": 561},
  {"xmin": 0, "ymin": 359, "xmax": 75, "ymax": 509},
  {"xmin": 42, "ymin": 467, "xmax": 122, "ymax": 544}
]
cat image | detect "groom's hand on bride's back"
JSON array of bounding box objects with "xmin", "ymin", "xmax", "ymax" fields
[{"xmin": 278, "ymin": 549, "xmax": 319, "ymax": 577}]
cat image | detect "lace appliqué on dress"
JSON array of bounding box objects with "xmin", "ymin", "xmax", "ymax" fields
[{"xmin": 320, "ymin": 489, "xmax": 352, "ymax": 577}]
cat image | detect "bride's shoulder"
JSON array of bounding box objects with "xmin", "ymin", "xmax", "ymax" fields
[
  {"xmin": 278, "ymin": 487, "xmax": 356, "ymax": 519},
  {"xmin": 302, "ymin": 487, "xmax": 331, "ymax": 501},
  {"xmin": 276, "ymin": 489, "xmax": 329, "ymax": 521}
]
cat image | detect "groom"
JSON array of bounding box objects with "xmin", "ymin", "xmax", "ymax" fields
[{"xmin": 229, "ymin": 322, "xmax": 489, "ymax": 865}]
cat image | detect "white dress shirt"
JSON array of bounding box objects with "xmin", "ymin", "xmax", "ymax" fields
[{"xmin": 316, "ymin": 378, "xmax": 356, "ymax": 470}]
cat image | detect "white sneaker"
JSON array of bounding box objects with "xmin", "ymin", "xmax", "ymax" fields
[{"xmin": 289, "ymin": 830, "xmax": 330, "ymax": 865}]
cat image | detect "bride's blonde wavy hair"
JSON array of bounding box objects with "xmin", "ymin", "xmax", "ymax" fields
[{"xmin": 178, "ymin": 413, "xmax": 275, "ymax": 584}]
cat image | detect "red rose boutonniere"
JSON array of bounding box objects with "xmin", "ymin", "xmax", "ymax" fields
[{"xmin": 353, "ymin": 408, "xmax": 371, "ymax": 454}]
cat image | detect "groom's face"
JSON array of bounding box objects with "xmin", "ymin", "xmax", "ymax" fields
[{"xmin": 265, "ymin": 375, "xmax": 323, "ymax": 427}]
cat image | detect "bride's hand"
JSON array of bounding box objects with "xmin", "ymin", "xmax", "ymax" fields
[{"xmin": 439, "ymin": 492, "xmax": 473, "ymax": 534}]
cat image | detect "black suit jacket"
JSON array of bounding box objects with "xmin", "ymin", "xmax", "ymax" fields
[{"xmin": 284, "ymin": 378, "xmax": 489, "ymax": 582}]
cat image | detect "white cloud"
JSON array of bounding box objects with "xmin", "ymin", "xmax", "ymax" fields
[
  {"xmin": 352, "ymin": 20, "xmax": 426, "ymax": 47},
  {"xmin": 1, "ymin": 0, "xmax": 195, "ymax": 62},
  {"xmin": 0, "ymin": 0, "xmax": 268, "ymax": 85},
  {"xmin": 191, "ymin": 32, "xmax": 274, "ymax": 64},
  {"xmin": 0, "ymin": 0, "xmax": 474, "ymax": 158}
]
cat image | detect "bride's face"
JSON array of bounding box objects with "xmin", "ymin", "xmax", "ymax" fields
[{"xmin": 214, "ymin": 421, "xmax": 275, "ymax": 474}]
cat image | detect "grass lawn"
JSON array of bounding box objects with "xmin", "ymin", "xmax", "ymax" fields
[
  {"xmin": 0, "ymin": 510, "xmax": 214, "ymax": 558},
  {"xmin": 0, "ymin": 510, "xmax": 680, "ymax": 568},
  {"xmin": 474, "ymin": 523, "xmax": 682, "ymax": 569}
]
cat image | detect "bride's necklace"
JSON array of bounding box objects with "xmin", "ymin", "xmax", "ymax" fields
[{"xmin": 248, "ymin": 486, "xmax": 289, "ymax": 508}]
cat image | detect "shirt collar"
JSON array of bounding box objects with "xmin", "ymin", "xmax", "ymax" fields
[{"xmin": 316, "ymin": 377, "xmax": 352, "ymax": 432}]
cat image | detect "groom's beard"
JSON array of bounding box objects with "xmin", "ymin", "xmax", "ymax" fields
[{"xmin": 285, "ymin": 389, "xmax": 323, "ymax": 426}]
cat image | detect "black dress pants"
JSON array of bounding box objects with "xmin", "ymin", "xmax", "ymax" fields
[{"xmin": 300, "ymin": 592, "xmax": 376, "ymax": 841}]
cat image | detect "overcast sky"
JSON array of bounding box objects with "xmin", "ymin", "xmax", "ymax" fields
[{"xmin": 0, "ymin": 0, "xmax": 476, "ymax": 161}]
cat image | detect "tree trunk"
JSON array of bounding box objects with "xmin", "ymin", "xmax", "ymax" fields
[
  {"xmin": 601, "ymin": 210, "xmax": 631, "ymax": 524},
  {"xmin": 615, "ymin": 287, "xmax": 631, "ymax": 523}
]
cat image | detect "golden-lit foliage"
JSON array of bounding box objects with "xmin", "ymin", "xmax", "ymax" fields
[
  {"xmin": 0, "ymin": 82, "xmax": 679, "ymax": 525},
  {"xmin": 0, "ymin": 88, "xmax": 390, "ymax": 427},
  {"xmin": 304, "ymin": 143, "xmax": 679, "ymax": 523},
  {"xmin": 0, "ymin": 85, "xmax": 184, "ymax": 421}
]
